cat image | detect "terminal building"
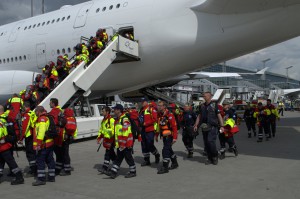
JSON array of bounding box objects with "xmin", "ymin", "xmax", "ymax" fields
[{"xmin": 159, "ymin": 64, "xmax": 300, "ymax": 104}]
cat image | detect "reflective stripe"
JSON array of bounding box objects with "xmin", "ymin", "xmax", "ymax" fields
[
  {"xmin": 37, "ymin": 170, "xmax": 46, "ymax": 173},
  {"xmin": 152, "ymin": 150, "xmax": 158, "ymax": 155},
  {"xmin": 171, "ymin": 154, "xmax": 177, "ymax": 159},
  {"xmin": 64, "ymin": 164, "xmax": 71, "ymax": 167},
  {"xmin": 12, "ymin": 168, "xmax": 21, "ymax": 173},
  {"xmin": 112, "ymin": 165, "xmax": 119, "ymax": 170},
  {"xmin": 48, "ymin": 169, "xmax": 55, "ymax": 172},
  {"xmin": 48, "ymin": 173, "xmax": 55, "ymax": 177},
  {"xmin": 29, "ymin": 161, "xmax": 36, "ymax": 164},
  {"xmin": 104, "ymin": 160, "xmax": 110, "ymax": 164},
  {"xmin": 127, "ymin": 137, "xmax": 133, "ymax": 141},
  {"xmin": 111, "ymin": 168, "xmax": 118, "ymax": 172},
  {"xmin": 56, "ymin": 162, "xmax": 63, "ymax": 166},
  {"xmin": 163, "ymin": 158, "xmax": 170, "ymax": 162},
  {"xmin": 143, "ymin": 153, "xmax": 150, "ymax": 157},
  {"xmin": 55, "ymin": 165, "xmax": 62, "ymax": 169},
  {"xmin": 38, "ymin": 174, "xmax": 46, "ymax": 177}
]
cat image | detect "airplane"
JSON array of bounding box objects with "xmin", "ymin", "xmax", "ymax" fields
[{"xmin": 1, "ymin": 0, "xmax": 300, "ymax": 103}]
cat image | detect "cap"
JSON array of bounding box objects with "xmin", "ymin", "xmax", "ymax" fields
[
  {"xmin": 258, "ymin": 102, "xmax": 263, "ymax": 105},
  {"xmin": 113, "ymin": 104, "xmax": 124, "ymax": 111},
  {"xmin": 222, "ymin": 100, "xmax": 230, "ymax": 105},
  {"xmin": 141, "ymin": 97, "xmax": 148, "ymax": 102}
]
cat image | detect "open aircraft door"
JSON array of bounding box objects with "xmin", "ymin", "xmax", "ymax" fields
[
  {"xmin": 36, "ymin": 43, "xmax": 46, "ymax": 69},
  {"xmin": 74, "ymin": 2, "xmax": 94, "ymax": 28}
]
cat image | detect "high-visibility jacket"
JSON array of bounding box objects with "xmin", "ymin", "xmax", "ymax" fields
[
  {"xmin": 82, "ymin": 44, "xmax": 89, "ymax": 56},
  {"xmin": 112, "ymin": 33, "xmax": 119, "ymax": 41},
  {"xmin": 223, "ymin": 118, "xmax": 239, "ymax": 137},
  {"xmin": 253, "ymin": 107, "xmax": 271, "ymax": 125},
  {"xmin": 97, "ymin": 40, "xmax": 104, "ymax": 49},
  {"xmin": 21, "ymin": 109, "xmax": 34, "ymax": 139},
  {"xmin": 76, "ymin": 54, "xmax": 89, "ymax": 64},
  {"xmin": 33, "ymin": 113, "xmax": 54, "ymax": 150},
  {"xmin": 0, "ymin": 121, "xmax": 12, "ymax": 153},
  {"xmin": 50, "ymin": 68, "xmax": 58, "ymax": 81},
  {"xmin": 103, "ymin": 32, "xmax": 108, "ymax": 43},
  {"xmin": 267, "ymin": 104, "xmax": 280, "ymax": 119},
  {"xmin": 157, "ymin": 110, "xmax": 178, "ymax": 140},
  {"xmin": 7, "ymin": 97, "xmax": 23, "ymax": 121},
  {"xmin": 139, "ymin": 105, "xmax": 158, "ymax": 133},
  {"xmin": 114, "ymin": 113, "xmax": 134, "ymax": 149},
  {"xmin": 97, "ymin": 115, "xmax": 115, "ymax": 149},
  {"xmin": 278, "ymin": 102, "xmax": 284, "ymax": 109}
]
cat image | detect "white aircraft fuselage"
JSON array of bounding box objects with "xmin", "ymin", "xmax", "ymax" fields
[{"xmin": 1, "ymin": 0, "xmax": 300, "ymax": 101}]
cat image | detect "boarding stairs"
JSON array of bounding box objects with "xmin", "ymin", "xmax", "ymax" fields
[
  {"xmin": 39, "ymin": 35, "xmax": 140, "ymax": 112},
  {"xmin": 142, "ymin": 88, "xmax": 185, "ymax": 108}
]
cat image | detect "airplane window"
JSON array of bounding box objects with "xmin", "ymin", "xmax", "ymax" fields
[
  {"xmin": 0, "ymin": 60, "xmax": 2, "ymax": 64},
  {"xmin": 24, "ymin": 27, "xmax": 27, "ymax": 30},
  {"xmin": 67, "ymin": 15, "xmax": 71, "ymax": 20},
  {"xmin": 96, "ymin": 8, "xmax": 100, "ymax": 13},
  {"xmin": 37, "ymin": 23, "xmax": 40, "ymax": 27},
  {"xmin": 19, "ymin": 56, "xmax": 22, "ymax": 61},
  {"xmin": 3, "ymin": 59, "xmax": 5, "ymax": 64},
  {"xmin": 1, "ymin": 33, "xmax": 3, "ymax": 36},
  {"xmin": 116, "ymin": 4, "xmax": 120, "ymax": 8},
  {"xmin": 47, "ymin": 21, "xmax": 50, "ymax": 25},
  {"xmin": 11, "ymin": 58, "xmax": 13, "ymax": 62},
  {"xmin": 42, "ymin": 22, "xmax": 45, "ymax": 26},
  {"xmin": 24, "ymin": 55, "xmax": 26, "ymax": 60},
  {"xmin": 52, "ymin": 19, "xmax": 55, "ymax": 24},
  {"xmin": 62, "ymin": 17, "xmax": 65, "ymax": 21},
  {"xmin": 57, "ymin": 49, "xmax": 60, "ymax": 54},
  {"xmin": 102, "ymin": 7, "xmax": 106, "ymax": 11},
  {"xmin": 15, "ymin": 57, "xmax": 17, "ymax": 61},
  {"xmin": 28, "ymin": 25, "xmax": 31, "ymax": 29},
  {"xmin": 86, "ymin": 9, "xmax": 89, "ymax": 13},
  {"xmin": 62, "ymin": 48, "xmax": 65, "ymax": 54},
  {"xmin": 68, "ymin": 48, "xmax": 71, "ymax": 53},
  {"xmin": 18, "ymin": 27, "xmax": 20, "ymax": 30},
  {"xmin": 7, "ymin": 58, "xmax": 9, "ymax": 63},
  {"xmin": 57, "ymin": 18, "xmax": 60, "ymax": 22},
  {"xmin": 33, "ymin": 24, "xmax": 36, "ymax": 28},
  {"xmin": 109, "ymin": 5, "xmax": 113, "ymax": 10}
]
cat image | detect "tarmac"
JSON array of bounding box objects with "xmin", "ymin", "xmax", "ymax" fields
[{"xmin": 1, "ymin": 111, "xmax": 300, "ymax": 199}]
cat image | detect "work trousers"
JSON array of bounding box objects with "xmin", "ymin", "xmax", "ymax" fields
[
  {"xmin": 202, "ymin": 127, "xmax": 218, "ymax": 160},
  {"xmin": 270, "ymin": 118, "xmax": 277, "ymax": 137},
  {"xmin": 162, "ymin": 136, "xmax": 176, "ymax": 164},
  {"xmin": 219, "ymin": 133, "xmax": 236, "ymax": 152},
  {"xmin": 111, "ymin": 148, "xmax": 136, "ymax": 174},
  {"xmin": 0, "ymin": 149, "xmax": 21, "ymax": 176},
  {"xmin": 258, "ymin": 120, "xmax": 271, "ymax": 141},
  {"xmin": 36, "ymin": 147, "xmax": 55, "ymax": 182},
  {"xmin": 182, "ymin": 128, "xmax": 194, "ymax": 152},
  {"xmin": 54, "ymin": 140, "xmax": 72, "ymax": 173},
  {"xmin": 141, "ymin": 131, "xmax": 159, "ymax": 160},
  {"xmin": 102, "ymin": 145, "xmax": 117, "ymax": 170},
  {"xmin": 25, "ymin": 136, "xmax": 36, "ymax": 173},
  {"xmin": 245, "ymin": 118, "xmax": 256, "ymax": 134}
]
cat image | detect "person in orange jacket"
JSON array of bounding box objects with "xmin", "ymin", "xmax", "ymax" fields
[
  {"xmin": 139, "ymin": 98, "xmax": 160, "ymax": 166},
  {"xmin": 157, "ymin": 101, "xmax": 178, "ymax": 174}
]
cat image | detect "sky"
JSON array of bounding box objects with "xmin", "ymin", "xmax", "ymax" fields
[{"xmin": 0, "ymin": 0, "xmax": 299, "ymax": 80}]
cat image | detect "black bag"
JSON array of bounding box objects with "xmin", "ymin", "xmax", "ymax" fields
[
  {"xmin": 58, "ymin": 111, "xmax": 67, "ymax": 128},
  {"xmin": 122, "ymin": 113, "xmax": 141, "ymax": 140},
  {"xmin": 46, "ymin": 114, "xmax": 58, "ymax": 139}
]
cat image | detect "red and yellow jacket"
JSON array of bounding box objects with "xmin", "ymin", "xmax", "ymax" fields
[
  {"xmin": 21, "ymin": 108, "xmax": 34, "ymax": 140},
  {"xmin": 0, "ymin": 121, "xmax": 12, "ymax": 152},
  {"xmin": 157, "ymin": 109, "xmax": 178, "ymax": 141},
  {"xmin": 33, "ymin": 113, "xmax": 54, "ymax": 150},
  {"xmin": 140, "ymin": 105, "xmax": 158, "ymax": 133},
  {"xmin": 114, "ymin": 113, "xmax": 134, "ymax": 149},
  {"xmin": 97, "ymin": 115, "xmax": 115, "ymax": 149}
]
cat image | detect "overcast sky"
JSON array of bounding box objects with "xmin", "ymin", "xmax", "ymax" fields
[{"xmin": 0, "ymin": 0, "xmax": 299, "ymax": 80}]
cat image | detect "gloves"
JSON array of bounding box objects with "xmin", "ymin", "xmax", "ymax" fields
[{"xmin": 0, "ymin": 139, "xmax": 5, "ymax": 144}]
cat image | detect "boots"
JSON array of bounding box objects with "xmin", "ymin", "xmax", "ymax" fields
[
  {"xmin": 59, "ymin": 170, "xmax": 71, "ymax": 176},
  {"xmin": 98, "ymin": 167, "xmax": 108, "ymax": 175},
  {"xmin": 219, "ymin": 151, "xmax": 225, "ymax": 160},
  {"xmin": 32, "ymin": 180, "xmax": 46, "ymax": 186},
  {"xmin": 141, "ymin": 157, "xmax": 151, "ymax": 167},
  {"xmin": 105, "ymin": 170, "xmax": 117, "ymax": 179},
  {"xmin": 253, "ymin": 132, "xmax": 257, "ymax": 137},
  {"xmin": 157, "ymin": 162, "xmax": 169, "ymax": 174},
  {"xmin": 11, "ymin": 171, "xmax": 24, "ymax": 185},
  {"xmin": 124, "ymin": 172, "xmax": 136, "ymax": 178},
  {"xmin": 155, "ymin": 154, "xmax": 160, "ymax": 164},
  {"xmin": 212, "ymin": 157, "xmax": 218, "ymax": 165},
  {"xmin": 55, "ymin": 169, "xmax": 61, "ymax": 176},
  {"xmin": 169, "ymin": 158, "xmax": 179, "ymax": 170},
  {"xmin": 232, "ymin": 146, "xmax": 238, "ymax": 157},
  {"xmin": 248, "ymin": 131, "xmax": 252, "ymax": 138},
  {"xmin": 187, "ymin": 151, "xmax": 193, "ymax": 158}
]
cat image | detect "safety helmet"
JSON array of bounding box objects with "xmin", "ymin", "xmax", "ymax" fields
[{"xmin": 96, "ymin": 28, "xmax": 104, "ymax": 37}]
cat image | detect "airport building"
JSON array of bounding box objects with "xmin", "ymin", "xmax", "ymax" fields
[{"xmin": 160, "ymin": 64, "xmax": 300, "ymax": 104}]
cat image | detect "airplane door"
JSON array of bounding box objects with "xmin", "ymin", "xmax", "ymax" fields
[
  {"xmin": 73, "ymin": 2, "xmax": 94, "ymax": 28},
  {"xmin": 36, "ymin": 43, "xmax": 46, "ymax": 69},
  {"xmin": 8, "ymin": 22, "xmax": 24, "ymax": 42}
]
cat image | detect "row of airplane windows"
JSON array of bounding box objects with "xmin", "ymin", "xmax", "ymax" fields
[
  {"xmin": 0, "ymin": 46, "xmax": 75, "ymax": 65},
  {"xmin": 0, "ymin": 3, "xmax": 126, "ymax": 37}
]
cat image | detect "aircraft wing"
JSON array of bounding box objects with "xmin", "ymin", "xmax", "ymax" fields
[
  {"xmin": 189, "ymin": 72, "xmax": 241, "ymax": 78},
  {"xmin": 191, "ymin": 0, "xmax": 300, "ymax": 14}
]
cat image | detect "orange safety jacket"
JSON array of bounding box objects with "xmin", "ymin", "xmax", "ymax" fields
[
  {"xmin": 158, "ymin": 110, "xmax": 178, "ymax": 141},
  {"xmin": 139, "ymin": 105, "xmax": 157, "ymax": 133}
]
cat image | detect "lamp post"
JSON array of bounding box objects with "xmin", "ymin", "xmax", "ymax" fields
[{"xmin": 286, "ymin": 66, "xmax": 293, "ymax": 86}]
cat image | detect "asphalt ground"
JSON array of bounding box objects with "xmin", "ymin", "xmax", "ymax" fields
[{"xmin": 0, "ymin": 111, "xmax": 300, "ymax": 199}]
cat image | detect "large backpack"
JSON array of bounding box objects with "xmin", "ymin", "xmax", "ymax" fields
[
  {"xmin": 46, "ymin": 114, "xmax": 58, "ymax": 139},
  {"xmin": 122, "ymin": 113, "xmax": 141, "ymax": 140},
  {"xmin": 58, "ymin": 111, "xmax": 67, "ymax": 128}
]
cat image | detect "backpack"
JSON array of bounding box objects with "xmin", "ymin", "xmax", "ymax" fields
[
  {"xmin": 45, "ymin": 114, "xmax": 58, "ymax": 139},
  {"xmin": 65, "ymin": 117, "xmax": 77, "ymax": 135},
  {"xmin": 58, "ymin": 111, "xmax": 67, "ymax": 128},
  {"xmin": 122, "ymin": 113, "xmax": 141, "ymax": 140}
]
